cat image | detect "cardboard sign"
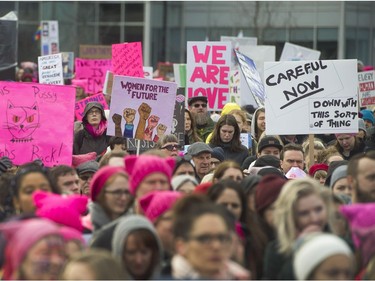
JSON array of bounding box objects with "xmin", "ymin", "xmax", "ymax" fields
[
  {"xmin": 264, "ymin": 59, "xmax": 358, "ymax": 135},
  {"xmin": 75, "ymin": 93, "xmax": 108, "ymax": 121},
  {"xmin": 62, "ymin": 52, "xmax": 74, "ymax": 79},
  {"xmin": 143, "ymin": 67, "xmax": 153, "ymax": 79},
  {"xmin": 112, "ymin": 42, "xmax": 144, "ymax": 77},
  {"xmin": 0, "ymin": 82, "xmax": 75, "ymax": 166},
  {"xmin": 79, "ymin": 45, "xmax": 112, "ymax": 59},
  {"xmin": 173, "ymin": 88, "xmax": 186, "ymax": 146},
  {"xmin": 280, "ymin": 42, "xmax": 321, "ymax": 61},
  {"xmin": 38, "ymin": 53, "xmax": 64, "ymax": 85},
  {"xmin": 235, "ymin": 50, "xmax": 265, "ymax": 107},
  {"xmin": 358, "ymin": 70, "xmax": 375, "ymax": 106},
  {"xmin": 74, "ymin": 58, "xmax": 112, "ymax": 95},
  {"xmin": 187, "ymin": 41, "xmax": 231, "ymax": 110},
  {"xmin": 40, "ymin": 21, "xmax": 59, "ymax": 56},
  {"xmin": 108, "ymin": 76, "xmax": 177, "ymax": 142}
]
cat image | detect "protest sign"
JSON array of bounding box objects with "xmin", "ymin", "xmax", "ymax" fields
[
  {"xmin": 126, "ymin": 138, "xmax": 156, "ymax": 152},
  {"xmin": 75, "ymin": 58, "xmax": 112, "ymax": 95},
  {"xmin": 229, "ymin": 69, "xmax": 241, "ymax": 103},
  {"xmin": 173, "ymin": 88, "xmax": 186, "ymax": 146},
  {"xmin": 79, "ymin": 45, "xmax": 112, "ymax": 59},
  {"xmin": 240, "ymin": 133, "xmax": 252, "ymax": 149},
  {"xmin": 235, "ymin": 50, "xmax": 265, "ymax": 107},
  {"xmin": 103, "ymin": 71, "xmax": 114, "ymax": 95},
  {"xmin": 264, "ymin": 59, "xmax": 358, "ymax": 135},
  {"xmin": 38, "ymin": 53, "xmax": 64, "ymax": 85},
  {"xmin": 280, "ymin": 42, "xmax": 321, "ymax": 61},
  {"xmin": 112, "ymin": 42, "xmax": 144, "ymax": 77},
  {"xmin": 108, "ymin": 76, "xmax": 177, "ymax": 142},
  {"xmin": 75, "ymin": 93, "xmax": 108, "ymax": 121},
  {"xmin": 143, "ymin": 67, "xmax": 153, "ymax": 79},
  {"xmin": 62, "ymin": 52, "xmax": 74, "ymax": 79},
  {"xmin": 173, "ymin": 64, "xmax": 187, "ymax": 88},
  {"xmin": 358, "ymin": 70, "xmax": 375, "ymax": 106},
  {"xmin": 0, "ymin": 82, "xmax": 75, "ymax": 166},
  {"xmin": 40, "ymin": 21, "xmax": 59, "ymax": 56},
  {"xmin": 187, "ymin": 41, "xmax": 231, "ymax": 110}
]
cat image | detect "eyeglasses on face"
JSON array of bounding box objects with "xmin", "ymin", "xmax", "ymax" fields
[
  {"xmin": 188, "ymin": 233, "xmax": 232, "ymax": 245},
  {"xmin": 193, "ymin": 103, "xmax": 207, "ymax": 108},
  {"xmin": 87, "ymin": 109, "xmax": 101, "ymax": 116},
  {"xmin": 161, "ymin": 144, "xmax": 182, "ymax": 151}
]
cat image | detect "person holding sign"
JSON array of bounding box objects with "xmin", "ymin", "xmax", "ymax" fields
[
  {"xmin": 209, "ymin": 115, "xmax": 249, "ymax": 166},
  {"xmin": 73, "ymin": 102, "xmax": 110, "ymax": 157}
]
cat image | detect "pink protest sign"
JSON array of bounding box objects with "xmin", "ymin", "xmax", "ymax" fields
[
  {"xmin": 112, "ymin": 42, "xmax": 144, "ymax": 77},
  {"xmin": 186, "ymin": 41, "xmax": 231, "ymax": 110},
  {"xmin": 75, "ymin": 58, "xmax": 112, "ymax": 95},
  {"xmin": 0, "ymin": 82, "xmax": 75, "ymax": 167},
  {"xmin": 75, "ymin": 93, "xmax": 108, "ymax": 121}
]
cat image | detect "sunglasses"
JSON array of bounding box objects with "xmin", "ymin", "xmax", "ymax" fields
[
  {"xmin": 193, "ymin": 103, "xmax": 207, "ymax": 108},
  {"xmin": 161, "ymin": 144, "xmax": 182, "ymax": 151}
]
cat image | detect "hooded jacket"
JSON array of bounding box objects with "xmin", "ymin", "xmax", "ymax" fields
[
  {"xmin": 112, "ymin": 215, "xmax": 163, "ymax": 280},
  {"xmin": 73, "ymin": 102, "xmax": 110, "ymax": 156},
  {"xmin": 250, "ymin": 107, "xmax": 264, "ymax": 142}
]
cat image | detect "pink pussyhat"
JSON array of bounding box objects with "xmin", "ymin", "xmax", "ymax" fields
[
  {"xmin": 139, "ymin": 191, "xmax": 183, "ymax": 222},
  {"xmin": 33, "ymin": 191, "xmax": 88, "ymax": 232}
]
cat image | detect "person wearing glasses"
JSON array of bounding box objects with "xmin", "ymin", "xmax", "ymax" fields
[
  {"xmin": 88, "ymin": 166, "xmax": 133, "ymax": 233},
  {"xmin": 76, "ymin": 160, "xmax": 99, "ymax": 196},
  {"xmin": 188, "ymin": 96, "xmax": 215, "ymax": 142},
  {"xmin": 73, "ymin": 102, "xmax": 110, "ymax": 158},
  {"xmin": 157, "ymin": 134, "xmax": 182, "ymax": 157},
  {"xmin": 280, "ymin": 143, "xmax": 305, "ymax": 175}
]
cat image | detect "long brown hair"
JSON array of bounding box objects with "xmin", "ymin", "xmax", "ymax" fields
[
  {"xmin": 185, "ymin": 109, "xmax": 202, "ymax": 143},
  {"xmin": 210, "ymin": 114, "xmax": 243, "ymax": 152}
]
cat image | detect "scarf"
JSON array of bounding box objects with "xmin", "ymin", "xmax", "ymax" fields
[{"xmin": 85, "ymin": 120, "xmax": 107, "ymax": 138}]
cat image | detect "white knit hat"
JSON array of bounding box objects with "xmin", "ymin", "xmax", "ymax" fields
[{"xmin": 293, "ymin": 233, "xmax": 352, "ymax": 280}]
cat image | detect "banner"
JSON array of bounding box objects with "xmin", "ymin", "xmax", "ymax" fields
[
  {"xmin": 79, "ymin": 45, "xmax": 112, "ymax": 59},
  {"xmin": 75, "ymin": 93, "xmax": 108, "ymax": 121},
  {"xmin": 38, "ymin": 53, "xmax": 63, "ymax": 85},
  {"xmin": 62, "ymin": 52, "xmax": 74, "ymax": 79},
  {"xmin": 235, "ymin": 50, "xmax": 265, "ymax": 107},
  {"xmin": 264, "ymin": 59, "xmax": 358, "ymax": 135},
  {"xmin": 358, "ymin": 70, "xmax": 375, "ymax": 106},
  {"xmin": 74, "ymin": 58, "xmax": 112, "ymax": 95},
  {"xmin": 0, "ymin": 82, "xmax": 75, "ymax": 166},
  {"xmin": 40, "ymin": 21, "xmax": 59, "ymax": 56},
  {"xmin": 112, "ymin": 42, "xmax": 143, "ymax": 77},
  {"xmin": 280, "ymin": 42, "xmax": 321, "ymax": 61},
  {"xmin": 187, "ymin": 41, "xmax": 231, "ymax": 110},
  {"xmin": 108, "ymin": 76, "xmax": 177, "ymax": 142}
]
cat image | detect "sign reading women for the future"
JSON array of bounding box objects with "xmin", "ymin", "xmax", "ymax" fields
[
  {"xmin": 0, "ymin": 82, "xmax": 75, "ymax": 166},
  {"xmin": 108, "ymin": 76, "xmax": 177, "ymax": 142},
  {"xmin": 264, "ymin": 59, "xmax": 358, "ymax": 135}
]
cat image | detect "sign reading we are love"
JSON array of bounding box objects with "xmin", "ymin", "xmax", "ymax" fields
[
  {"xmin": 265, "ymin": 60, "xmax": 358, "ymax": 135},
  {"xmin": 0, "ymin": 82, "xmax": 75, "ymax": 166}
]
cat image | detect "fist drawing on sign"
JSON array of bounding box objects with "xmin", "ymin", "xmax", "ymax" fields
[
  {"xmin": 144, "ymin": 115, "xmax": 160, "ymax": 141},
  {"xmin": 123, "ymin": 108, "xmax": 136, "ymax": 124},
  {"xmin": 138, "ymin": 103, "xmax": 151, "ymax": 121},
  {"xmin": 112, "ymin": 113, "xmax": 122, "ymax": 126},
  {"xmin": 153, "ymin": 123, "xmax": 167, "ymax": 142}
]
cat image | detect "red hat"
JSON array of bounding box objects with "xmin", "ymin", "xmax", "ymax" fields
[
  {"xmin": 308, "ymin": 163, "xmax": 329, "ymax": 177},
  {"xmin": 194, "ymin": 182, "xmax": 213, "ymax": 194},
  {"xmin": 255, "ymin": 174, "xmax": 287, "ymax": 214},
  {"xmin": 89, "ymin": 166, "xmax": 127, "ymax": 201}
]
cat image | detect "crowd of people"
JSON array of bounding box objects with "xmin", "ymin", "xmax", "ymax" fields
[{"xmin": 1, "ymin": 61, "xmax": 375, "ymax": 280}]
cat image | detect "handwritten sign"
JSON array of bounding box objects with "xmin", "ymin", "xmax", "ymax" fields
[
  {"xmin": 79, "ymin": 45, "xmax": 112, "ymax": 59},
  {"xmin": 112, "ymin": 42, "xmax": 144, "ymax": 77},
  {"xmin": 187, "ymin": 41, "xmax": 231, "ymax": 110},
  {"xmin": 40, "ymin": 21, "xmax": 59, "ymax": 56},
  {"xmin": 74, "ymin": 58, "xmax": 112, "ymax": 95},
  {"xmin": 264, "ymin": 59, "xmax": 358, "ymax": 135},
  {"xmin": 108, "ymin": 76, "xmax": 177, "ymax": 142},
  {"xmin": 0, "ymin": 82, "xmax": 75, "ymax": 166},
  {"xmin": 62, "ymin": 52, "xmax": 74, "ymax": 79},
  {"xmin": 38, "ymin": 53, "xmax": 63, "ymax": 85},
  {"xmin": 75, "ymin": 93, "xmax": 108, "ymax": 121},
  {"xmin": 358, "ymin": 70, "xmax": 375, "ymax": 106},
  {"xmin": 235, "ymin": 50, "xmax": 265, "ymax": 107},
  {"xmin": 280, "ymin": 42, "xmax": 321, "ymax": 61}
]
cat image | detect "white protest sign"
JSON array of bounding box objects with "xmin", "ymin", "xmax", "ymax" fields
[
  {"xmin": 186, "ymin": 41, "xmax": 231, "ymax": 110},
  {"xmin": 239, "ymin": 69, "xmax": 258, "ymax": 107},
  {"xmin": 358, "ymin": 70, "xmax": 375, "ymax": 106},
  {"xmin": 38, "ymin": 53, "xmax": 63, "ymax": 85},
  {"xmin": 229, "ymin": 69, "xmax": 241, "ymax": 103},
  {"xmin": 280, "ymin": 42, "xmax": 321, "ymax": 61},
  {"xmin": 240, "ymin": 45, "xmax": 276, "ymax": 83},
  {"xmin": 40, "ymin": 21, "xmax": 59, "ymax": 56},
  {"xmin": 264, "ymin": 59, "xmax": 358, "ymax": 135},
  {"xmin": 108, "ymin": 75, "xmax": 177, "ymax": 142},
  {"xmin": 143, "ymin": 67, "xmax": 153, "ymax": 79},
  {"xmin": 240, "ymin": 133, "xmax": 252, "ymax": 149}
]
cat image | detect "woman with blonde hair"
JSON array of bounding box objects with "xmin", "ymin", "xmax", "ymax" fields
[
  {"xmin": 301, "ymin": 137, "xmax": 326, "ymax": 171},
  {"xmin": 263, "ymin": 178, "xmax": 333, "ymax": 279}
]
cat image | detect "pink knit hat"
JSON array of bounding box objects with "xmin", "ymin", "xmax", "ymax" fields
[
  {"xmin": 1, "ymin": 218, "xmax": 63, "ymax": 280},
  {"xmin": 72, "ymin": 152, "xmax": 97, "ymax": 168},
  {"xmin": 124, "ymin": 155, "xmax": 175, "ymax": 195},
  {"xmin": 33, "ymin": 191, "xmax": 88, "ymax": 232},
  {"xmin": 139, "ymin": 191, "xmax": 182, "ymax": 222},
  {"xmin": 89, "ymin": 166, "xmax": 127, "ymax": 201}
]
